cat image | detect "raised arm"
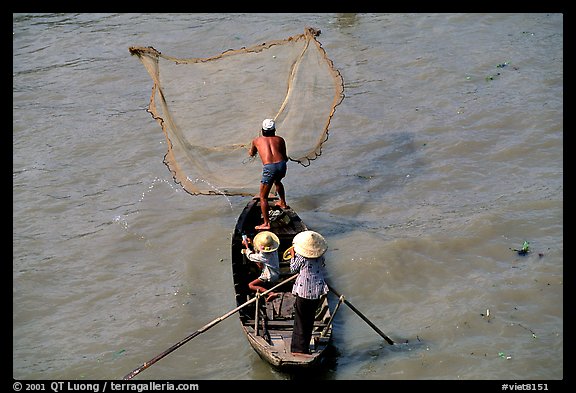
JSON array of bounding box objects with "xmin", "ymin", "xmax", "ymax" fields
[{"xmin": 248, "ymin": 140, "xmax": 257, "ymax": 157}]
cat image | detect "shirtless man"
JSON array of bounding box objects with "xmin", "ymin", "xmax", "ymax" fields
[{"xmin": 249, "ymin": 119, "xmax": 288, "ymax": 230}]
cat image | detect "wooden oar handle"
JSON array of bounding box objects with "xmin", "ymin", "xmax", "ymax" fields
[{"xmin": 122, "ymin": 274, "xmax": 300, "ymax": 380}]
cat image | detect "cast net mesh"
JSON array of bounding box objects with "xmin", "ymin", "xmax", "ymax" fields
[{"xmin": 129, "ymin": 27, "xmax": 344, "ymax": 196}]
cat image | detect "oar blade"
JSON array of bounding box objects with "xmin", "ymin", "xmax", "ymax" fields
[{"xmin": 327, "ymin": 284, "xmax": 395, "ymax": 345}]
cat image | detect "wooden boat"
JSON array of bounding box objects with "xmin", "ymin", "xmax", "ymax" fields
[{"xmin": 231, "ymin": 196, "xmax": 334, "ymax": 369}]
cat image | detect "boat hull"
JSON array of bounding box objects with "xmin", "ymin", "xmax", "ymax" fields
[{"xmin": 231, "ymin": 197, "xmax": 333, "ymax": 369}]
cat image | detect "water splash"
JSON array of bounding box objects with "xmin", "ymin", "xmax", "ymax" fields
[
  {"xmin": 113, "ymin": 215, "xmax": 129, "ymax": 230},
  {"xmin": 189, "ymin": 177, "xmax": 234, "ymax": 211},
  {"xmin": 112, "ymin": 177, "xmax": 180, "ymax": 241},
  {"xmin": 139, "ymin": 176, "xmax": 181, "ymax": 204}
]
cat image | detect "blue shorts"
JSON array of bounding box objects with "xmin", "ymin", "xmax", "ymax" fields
[{"xmin": 261, "ymin": 161, "xmax": 287, "ymax": 185}]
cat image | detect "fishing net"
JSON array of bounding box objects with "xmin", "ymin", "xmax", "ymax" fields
[{"xmin": 129, "ymin": 27, "xmax": 344, "ymax": 196}]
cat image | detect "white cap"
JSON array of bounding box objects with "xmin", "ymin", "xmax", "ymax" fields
[{"xmin": 262, "ymin": 119, "xmax": 275, "ymax": 131}]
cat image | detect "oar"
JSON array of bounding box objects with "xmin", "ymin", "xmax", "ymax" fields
[
  {"xmin": 123, "ymin": 274, "xmax": 299, "ymax": 380},
  {"xmin": 327, "ymin": 284, "xmax": 395, "ymax": 345}
]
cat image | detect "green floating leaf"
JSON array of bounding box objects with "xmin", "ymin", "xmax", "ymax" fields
[{"xmin": 522, "ymin": 241, "xmax": 530, "ymax": 252}]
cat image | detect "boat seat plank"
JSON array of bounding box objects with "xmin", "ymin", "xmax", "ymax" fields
[
  {"xmin": 246, "ymin": 320, "xmax": 329, "ymax": 328},
  {"xmin": 263, "ymin": 292, "xmax": 296, "ymax": 320}
]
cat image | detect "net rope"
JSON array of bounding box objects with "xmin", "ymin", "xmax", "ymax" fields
[{"xmin": 129, "ymin": 27, "xmax": 344, "ymax": 196}]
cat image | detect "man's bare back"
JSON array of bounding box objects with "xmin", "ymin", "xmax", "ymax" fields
[{"xmin": 249, "ymin": 135, "xmax": 287, "ymax": 164}]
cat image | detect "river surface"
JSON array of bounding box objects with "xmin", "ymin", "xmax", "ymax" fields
[{"xmin": 13, "ymin": 13, "xmax": 563, "ymax": 384}]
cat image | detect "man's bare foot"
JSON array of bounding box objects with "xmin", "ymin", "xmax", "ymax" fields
[
  {"xmin": 276, "ymin": 203, "xmax": 288, "ymax": 209},
  {"xmin": 266, "ymin": 292, "xmax": 279, "ymax": 302},
  {"xmin": 255, "ymin": 224, "xmax": 270, "ymax": 230}
]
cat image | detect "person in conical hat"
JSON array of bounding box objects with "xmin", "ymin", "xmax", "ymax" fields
[
  {"xmin": 248, "ymin": 119, "xmax": 289, "ymax": 230},
  {"xmin": 287, "ymin": 230, "xmax": 329, "ymax": 355},
  {"xmin": 241, "ymin": 231, "xmax": 281, "ymax": 301}
]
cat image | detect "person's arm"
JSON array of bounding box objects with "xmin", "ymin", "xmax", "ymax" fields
[
  {"xmin": 290, "ymin": 254, "xmax": 303, "ymax": 273},
  {"xmin": 280, "ymin": 138, "xmax": 288, "ymax": 161},
  {"xmin": 245, "ymin": 250, "xmax": 265, "ymax": 270},
  {"xmin": 245, "ymin": 249, "xmax": 266, "ymax": 263},
  {"xmin": 248, "ymin": 139, "xmax": 257, "ymax": 157},
  {"xmin": 242, "ymin": 237, "xmax": 258, "ymax": 266}
]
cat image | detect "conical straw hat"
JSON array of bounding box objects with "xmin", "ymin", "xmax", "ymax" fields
[
  {"xmin": 253, "ymin": 231, "xmax": 280, "ymax": 253},
  {"xmin": 292, "ymin": 230, "xmax": 327, "ymax": 258}
]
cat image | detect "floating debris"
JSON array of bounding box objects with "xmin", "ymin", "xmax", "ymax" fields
[
  {"xmin": 511, "ymin": 240, "xmax": 530, "ymax": 256},
  {"xmin": 485, "ymin": 72, "xmax": 501, "ymax": 81},
  {"xmin": 481, "ymin": 308, "xmax": 494, "ymax": 322},
  {"xmin": 517, "ymin": 323, "xmax": 537, "ymax": 339},
  {"xmin": 486, "ymin": 61, "xmax": 519, "ymax": 82}
]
